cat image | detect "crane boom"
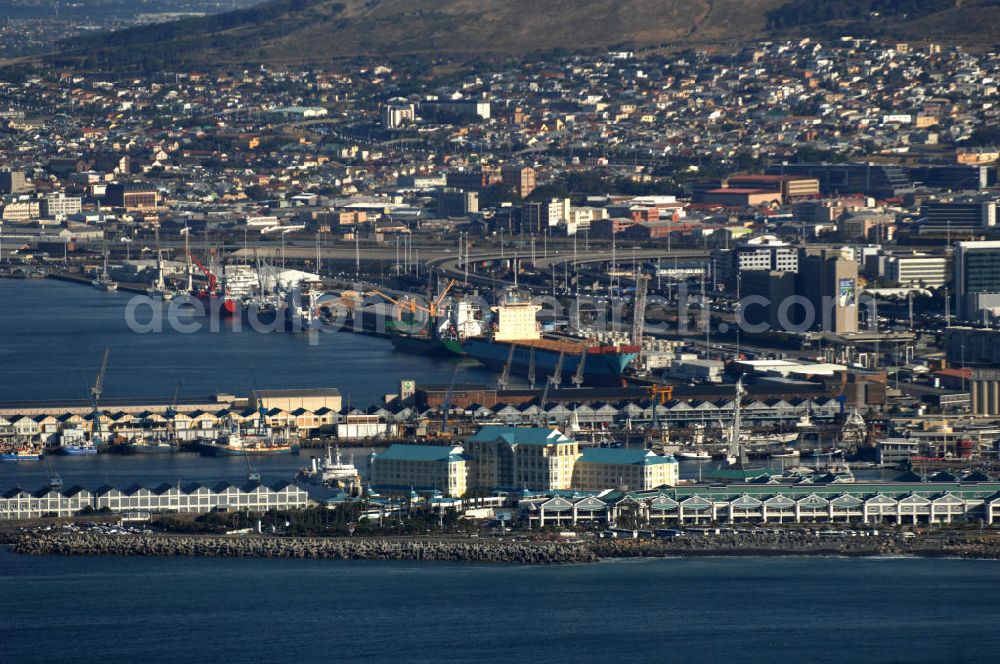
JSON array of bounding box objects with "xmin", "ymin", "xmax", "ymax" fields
[
  {"xmin": 571, "ymin": 348, "xmax": 588, "ymax": 388},
  {"xmin": 91, "ymin": 348, "xmax": 110, "ymax": 402},
  {"xmin": 187, "ymin": 252, "xmax": 217, "ymax": 291},
  {"xmin": 498, "ymin": 342, "xmax": 516, "ymax": 390}
]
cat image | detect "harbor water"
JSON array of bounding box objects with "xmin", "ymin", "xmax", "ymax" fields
[
  {"xmin": 0, "ymin": 279, "xmax": 499, "ymax": 405},
  {"xmin": 1, "ymin": 551, "xmax": 998, "ymax": 663}
]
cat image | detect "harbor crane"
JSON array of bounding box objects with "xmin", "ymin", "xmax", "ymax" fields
[
  {"xmin": 439, "ymin": 365, "xmax": 461, "ymax": 438},
  {"xmin": 571, "ymin": 349, "xmax": 588, "ymax": 388},
  {"xmin": 372, "ymin": 279, "xmax": 457, "ymax": 321},
  {"xmin": 90, "ymin": 348, "xmax": 110, "ymax": 445},
  {"xmin": 631, "ymin": 274, "xmax": 650, "ymax": 349},
  {"xmin": 497, "ymin": 343, "xmax": 516, "ymax": 390},
  {"xmin": 534, "ymin": 351, "xmax": 565, "ymax": 426}
]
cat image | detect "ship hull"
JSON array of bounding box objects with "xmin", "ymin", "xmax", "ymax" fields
[
  {"xmin": 198, "ymin": 441, "xmax": 294, "ymax": 456},
  {"xmin": 59, "ymin": 446, "xmax": 98, "ymax": 456},
  {"xmin": 389, "ymin": 333, "xmax": 465, "ymax": 357},
  {"xmin": 122, "ymin": 443, "xmax": 178, "ymax": 454},
  {"xmin": 460, "ymin": 339, "xmax": 636, "ymax": 386},
  {"xmin": 1, "ymin": 453, "xmax": 42, "ymax": 461}
]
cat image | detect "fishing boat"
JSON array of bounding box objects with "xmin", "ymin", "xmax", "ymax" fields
[
  {"xmin": 198, "ymin": 417, "xmax": 294, "ymax": 456},
  {"xmin": 92, "ymin": 241, "xmax": 118, "ymax": 291},
  {"xmin": 1, "ymin": 447, "xmax": 42, "ymax": 461}
]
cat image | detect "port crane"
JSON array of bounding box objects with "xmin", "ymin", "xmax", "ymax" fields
[
  {"xmin": 187, "ymin": 251, "xmax": 221, "ymax": 294},
  {"xmin": 631, "ymin": 274, "xmax": 649, "ymax": 349},
  {"xmin": 90, "ymin": 348, "xmax": 110, "ymax": 446},
  {"xmin": 570, "ymin": 349, "xmax": 588, "ymax": 388},
  {"xmin": 438, "ymin": 364, "xmax": 461, "ymax": 438},
  {"xmin": 534, "ymin": 351, "xmax": 564, "ymax": 426},
  {"xmin": 497, "ymin": 343, "xmax": 516, "ymax": 390},
  {"xmin": 372, "ymin": 279, "xmax": 457, "ymax": 321}
]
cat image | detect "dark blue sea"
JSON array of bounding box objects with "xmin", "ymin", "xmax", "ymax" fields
[{"xmin": 1, "ymin": 551, "xmax": 998, "ymax": 663}]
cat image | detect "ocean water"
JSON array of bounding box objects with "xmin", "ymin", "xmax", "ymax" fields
[
  {"xmin": 0, "ymin": 279, "xmax": 497, "ymax": 405},
  {"xmin": 1, "ymin": 551, "xmax": 998, "ymax": 663}
]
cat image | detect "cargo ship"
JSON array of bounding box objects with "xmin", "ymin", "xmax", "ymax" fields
[{"xmin": 458, "ymin": 295, "xmax": 638, "ymax": 386}]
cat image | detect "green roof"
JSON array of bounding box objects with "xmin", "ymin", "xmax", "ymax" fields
[
  {"xmin": 377, "ymin": 444, "xmax": 464, "ymax": 463},
  {"xmin": 579, "ymin": 448, "xmax": 676, "ymax": 466},
  {"xmin": 466, "ymin": 425, "xmax": 570, "ymax": 446}
]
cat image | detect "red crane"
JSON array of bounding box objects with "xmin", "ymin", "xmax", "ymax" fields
[{"xmin": 187, "ymin": 252, "xmax": 219, "ymax": 293}]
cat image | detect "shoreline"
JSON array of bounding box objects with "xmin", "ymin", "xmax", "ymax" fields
[{"xmin": 7, "ymin": 531, "xmax": 1000, "ymax": 564}]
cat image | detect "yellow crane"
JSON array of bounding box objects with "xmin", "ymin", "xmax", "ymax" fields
[{"xmin": 371, "ymin": 279, "xmax": 457, "ymax": 320}]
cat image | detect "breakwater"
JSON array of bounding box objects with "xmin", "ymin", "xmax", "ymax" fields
[
  {"xmin": 8, "ymin": 529, "xmax": 1000, "ymax": 563},
  {"xmin": 7, "ymin": 532, "xmax": 598, "ymax": 565},
  {"xmin": 591, "ymin": 531, "xmax": 1000, "ymax": 559}
]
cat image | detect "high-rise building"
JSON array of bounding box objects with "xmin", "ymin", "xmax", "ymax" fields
[
  {"xmin": 883, "ymin": 252, "xmax": 950, "ymax": 288},
  {"xmin": 740, "ymin": 270, "xmax": 798, "ymax": 331},
  {"xmin": 920, "ymin": 200, "xmax": 996, "ymax": 234},
  {"xmin": 954, "ymin": 240, "xmax": 1000, "ymax": 319},
  {"xmin": 797, "ymin": 248, "xmax": 859, "ymax": 334},
  {"xmin": 501, "ymin": 165, "xmax": 536, "ymax": 198},
  {"xmin": 40, "ymin": 192, "xmax": 82, "ymax": 220},
  {"xmin": 715, "ymin": 235, "xmax": 799, "ymax": 287},
  {"xmin": 0, "ymin": 169, "xmax": 30, "ymax": 195}
]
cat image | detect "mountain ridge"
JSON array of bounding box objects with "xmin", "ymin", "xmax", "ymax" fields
[{"xmin": 47, "ymin": 0, "xmax": 1000, "ymax": 70}]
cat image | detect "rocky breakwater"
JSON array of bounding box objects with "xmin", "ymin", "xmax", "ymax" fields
[
  {"xmin": 9, "ymin": 532, "xmax": 599, "ymax": 565},
  {"xmin": 591, "ymin": 530, "xmax": 1000, "ymax": 559}
]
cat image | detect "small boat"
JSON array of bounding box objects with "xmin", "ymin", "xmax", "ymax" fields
[
  {"xmin": 92, "ymin": 275, "xmax": 118, "ymax": 292},
  {"xmin": 771, "ymin": 448, "xmax": 800, "ymax": 459},
  {"xmin": 796, "ymin": 413, "xmax": 814, "ymax": 428},
  {"xmin": 677, "ymin": 449, "xmax": 712, "ymax": 461},
  {"xmin": 121, "ymin": 438, "xmax": 177, "ymax": 454},
  {"xmin": 1, "ymin": 448, "xmax": 42, "ymax": 461}
]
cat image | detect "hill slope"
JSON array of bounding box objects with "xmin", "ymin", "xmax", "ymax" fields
[{"xmin": 52, "ymin": 0, "xmax": 1000, "ymax": 69}]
